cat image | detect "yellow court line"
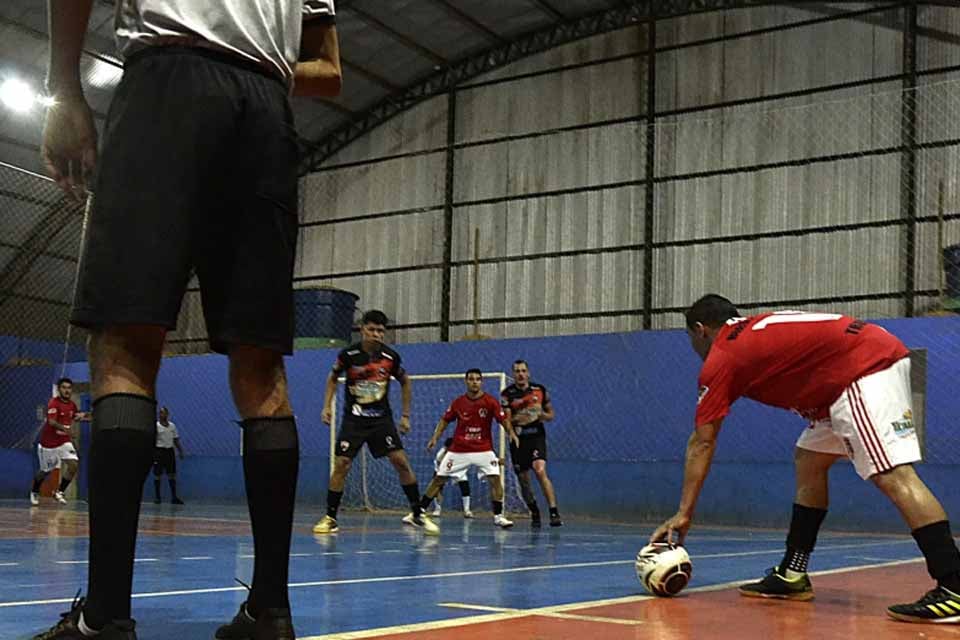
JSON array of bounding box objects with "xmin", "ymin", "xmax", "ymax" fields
[{"xmin": 300, "ymin": 557, "xmax": 925, "ymax": 640}]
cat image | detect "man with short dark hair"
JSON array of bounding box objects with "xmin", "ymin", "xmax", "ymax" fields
[
  {"xmin": 30, "ymin": 377, "xmax": 89, "ymax": 506},
  {"xmin": 501, "ymin": 360, "xmax": 562, "ymax": 527},
  {"xmin": 37, "ymin": 0, "xmax": 341, "ymax": 637},
  {"xmin": 313, "ymin": 310, "xmax": 438, "ymax": 535},
  {"xmin": 652, "ymin": 294, "xmax": 960, "ymax": 624},
  {"xmin": 419, "ymin": 369, "xmax": 519, "ymax": 529},
  {"xmin": 152, "ymin": 407, "xmax": 185, "ymax": 505}
]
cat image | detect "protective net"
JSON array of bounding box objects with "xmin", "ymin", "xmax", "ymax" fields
[{"xmin": 331, "ymin": 372, "xmax": 528, "ymax": 514}]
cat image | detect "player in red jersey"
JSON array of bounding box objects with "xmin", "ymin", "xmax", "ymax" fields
[
  {"xmin": 651, "ymin": 294, "xmax": 960, "ymax": 624},
  {"xmin": 419, "ymin": 369, "xmax": 520, "ymax": 528},
  {"xmin": 30, "ymin": 377, "xmax": 90, "ymax": 506}
]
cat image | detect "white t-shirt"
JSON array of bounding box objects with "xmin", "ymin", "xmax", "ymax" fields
[
  {"xmin": 114, "ymin": 0, "xmax": 336, "ymax": 86},
  {"xmin": 156, "ymin": 420, "xmax": 179, "ymax": 449}
]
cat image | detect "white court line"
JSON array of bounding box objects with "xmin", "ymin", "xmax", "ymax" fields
[
  {"xmin": 291, "ymin": 553, "xmax": 313, "ymax": 557},
  {"xmin": 239, "ymin": 554, "xmax": 256, "ymax": 559},
  {"xmin": 133, "ymin": 559, "xmax": 158, "ymax": 563},
  {"xmin": 300, "ymin": 557, "xmax": 926, "ymax": 640},
  {"xmin": 180, "ymin": 557, "xmax": 213, "ymax": 561},
  {"xmin": 55, "ymin": 561, "xmax": 88, "ymax": 565},
  {"xmin": 0, "ymin": 563, "xmax": 20, "ymax": 567},
  {"xmin": 0, "ymin": 540, "xmax": 919, "ymax": 609},
  {"xmin": 439, "ymin": 603, "xmax": 643, "ymax": 626},
  {"xmin": 355, "ymin": 551, "xmax": 375, "ymax": 555}
]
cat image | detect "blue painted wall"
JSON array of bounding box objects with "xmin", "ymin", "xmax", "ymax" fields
[{"xmin": 4, "ymin": 317, "xmax": 959, "ymax": 534}]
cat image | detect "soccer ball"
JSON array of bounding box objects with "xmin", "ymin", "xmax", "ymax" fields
[{"xmin": 635, "ymin": 542, "xmax": 693, "ymax": 597}]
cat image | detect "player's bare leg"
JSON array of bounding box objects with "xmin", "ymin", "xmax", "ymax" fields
[
  {"xmin": 741, "ymin": 447, "xmax": 838, "ymax": 601},
  {"xmin": 516, "ymin": 470, "xmax": 541, "ymax": 527},
  {"xmin": 55, "ymin": 458, "xmax": 79, "ymax": 504},
  {"xmin": 216, "ymin": 345, "xmax": 300, "ymax": 637},
  {"xmin": 389, "ymin": 450, "xmax": 439, "ymax": 534},
  {"xmin": 314, "ymin": 456, "xmax": 352, "ymax": 534},
  {"xmin": 532, "ymin": 460, "xmax": 562, "ymax": 526},
  {"xmin": 489, "ymin": 477, "xmax": 513, "ymax": 528},
  {"xmin": 875, "ymin": 464, "xmax": 960, "ymax": 623},
  {"xmin": 41, "ymin": 325, "xmax": 165, "ymax": 637}
]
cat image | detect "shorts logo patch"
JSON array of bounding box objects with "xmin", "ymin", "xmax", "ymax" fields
[
  {"xmin": 532, "ymin": 449, "xmax": 540, "ymax": 458},
  {"xmin": 697, "ymin": 386, "xmax": 709, "ymax": 405},
  {"xmin": 891, "ymin": 409, "xmax": 914, "ymax": 437},
  {"xmin": 491, "ymin": 459, "xmax": 498, "ymax": 467},
  {"xmin": 340, "ymin": 440, "xmax": 350, "ymax": 452},
  {"xmin": 385, "ymin": 435, "xmax": 395, "ymax": 448},
  {"xmin": 446, "ymin": 460, "xmax": 453, "ymax": 470}
]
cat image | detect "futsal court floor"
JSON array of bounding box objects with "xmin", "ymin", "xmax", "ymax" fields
[{"xmin": 0, "ymin": 501, "xmax": 956, "ymax": 639}]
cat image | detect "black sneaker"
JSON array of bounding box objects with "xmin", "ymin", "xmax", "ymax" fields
[
  {"xmin": 531, "ymin": 512, "xmax": 541, "ymax": 529},
  {"xmin": 32, "ymin": 593, "xmax": 138, "ymax": 639},
  {"xmin": 888, "ymin": 586, "xmax": 960, "ymax": 623},
  {"xmin": 215, "ymin": 603, "xmax": 296, "ymax": 639},
  {"xmin": 172, "ymin": 497, "xmax": 185, "ymax": 505},
  {"xmin": 153, "ymin": 497, "xmax": 161, "ymax": 504},
  {"xmin": 738, "ymin": 566, "xmax": 814, "ymax": 601},
  {"xmin": 549, "ymin": 512, "xmax": 563, "ymax": 527}
]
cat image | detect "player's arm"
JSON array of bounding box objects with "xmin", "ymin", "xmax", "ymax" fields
[
  {"xmin": 47, "ymin": 407, "xmax": 70, "ymax": 434},
  {"xmin": 650, "ymin": 420, "xmax": 723, "ymax": 544},
  {"xmin": 44, "ymin": 0, "xmax": 98, "ymax": 199},
  {"xmin": 502, "ymin": 416, "xmax": 520, "ymax": 448},
  {"xmin": 174, "ymin": 436, "xmax": 185, "ymax": 459},
  {"xmin": 540, "ymin": 389, "xmax": 554, "ymax": 423},
  {"xmin": 294, "ymin": 18, "xmax": 341, "ymax": 97},
  {"xmin": 426, "ymin": 418, "xmax": 450, "ymax": 451},
  {"xmin": 398, "ymin": 374, "xmax": 412, "ymax": 434},
  {"xmin": 321, "ymin": 370, "xmax": 338, "ymax": 425}
]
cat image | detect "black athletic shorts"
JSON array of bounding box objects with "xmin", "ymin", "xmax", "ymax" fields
[
  {"xmin": 70, "ymin": 46, "xmax": 300, "ymax": 354},
  {"xmin": 336, "ymin": 418, "xmax": 404, "ymax": 459},
  {"xmin": 153, "ymin": 447, "xmax": 176, "ymax": 476},
  {"xmin": 510, "ymin": 434, "xmax": 547, "ymax": 472}
]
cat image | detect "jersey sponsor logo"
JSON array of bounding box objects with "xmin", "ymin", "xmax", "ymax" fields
[
  {"xmin": 891, "ymin": 410, "xmax": 915, "ymax": 437},
  {"xmin": 697, "ymin": 385, "xmax": 709, "ymax": 405},
  {"xmin": 351, "ymin": 403, "xmax": 386, "ymax": 418},
  {"xmin": 479, "ymin": 408, "xmax": 488, "ymax": 418}
]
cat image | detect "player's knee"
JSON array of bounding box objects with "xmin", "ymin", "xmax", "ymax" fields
[
  {"xmin": 871, "ymin": 463, "xmax": 917, "ymax": 493},
  {"xmin": 228, "ymin": 346, "xmax": 291, "ymax": 418},
  {"xmin": 333, "ymin": 456, "xmax": 353, "ymax": 477},
  {"xmin": 88, "ymin": 326, "xmax": 165, "ymax": 396}
]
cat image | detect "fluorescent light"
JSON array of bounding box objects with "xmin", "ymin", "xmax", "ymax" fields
[{"xmin": 0, "ymin": 78, "xmax": 36, "ymax": 112}]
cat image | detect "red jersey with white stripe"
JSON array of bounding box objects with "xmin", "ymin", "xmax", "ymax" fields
[
  {"xmin": 40, "ymin": 396, "xmax": 78, "ymax": 448},
  {"xmin": 695, "ymin": 311, "xmax": 909, "ymax": 426},
  {"xmin": 442, "ymin": 392, "xmax": 505, "ymax": 453}
]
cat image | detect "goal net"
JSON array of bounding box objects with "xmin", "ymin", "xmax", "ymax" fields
[{"xmin": 329, "ymin": 372, "xmax": 527, "ymax": 515}]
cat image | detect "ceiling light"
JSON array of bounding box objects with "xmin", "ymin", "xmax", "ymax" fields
[{"xmin": 0, "ymin": 78, "xmax": 37, "ymax": 113}]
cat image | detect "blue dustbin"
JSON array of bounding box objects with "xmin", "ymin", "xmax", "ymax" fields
[{"xmin": 294, "ymin": 287, "xmax": 359, "ymax": 349}]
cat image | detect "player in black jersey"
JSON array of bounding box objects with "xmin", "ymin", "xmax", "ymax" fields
[
  {"xmin": 501, "ymin": 360, "xmax": 562, "ymax": 527},
  {"xmin": 313, "ymin": 310, "xmax": 438, "ymax": 535}
]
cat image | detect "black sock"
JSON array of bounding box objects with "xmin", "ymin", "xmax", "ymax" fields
[
  {"xmin": 32, "ymin": 472, "xmax": 45, "ymax": 493},
  {"xmin": 458, "ymin": 481, "xmax": 471, "ymax": 497},
  {"xmin": 58, "ymin": 476, "xmax": 72, "ymax": 493},
  {"xmin": 242, "ymin": 417, "xmax": 299, "ymax": 616},
  {"xmin": 153, "ymin": 479, "xmax": 161, "ymax": 501},
  {"xmin": 493, "ymin": 500, "xmax": 503, "ymax": 516},
  {"xmin": 84, "ymin": 394, "xmax": 157, "ymax": 628},
  {"xmin": 912, "ymin": 520, "xmax": 960, "ymax": 592},
  {"xmin": 527, "ymin": 501, "xmax": 540, "ymax": 515},
  {"xmin": 549, "ymin": 507, "xmax": 559, "ymax": 517},
  {"xmin": 326, "ymin": 490, "xmax": 343, "ymax": 519},
  {"xmin": 780, "ymin": 503, "xmax": 828, "ymax": 574},
  {"xmin": 168, "ymin": 479, "xmax": 178, "ymax": 499},
  {"xmin": 402, "ymin": 483, "xmax": 422, "ymax": 516},
  {"xmin": 419, "ymin": 494, "xmax": 433, "ymax": 511}
]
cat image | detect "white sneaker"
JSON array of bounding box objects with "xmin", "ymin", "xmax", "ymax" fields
[
  {"xmin": 29, "ymin": 492, "xmax": 39, "ymax": 506},
  {"xmin": 53, "ymin": 491, "xmax": 67, "ymax": 504},
  {"xmin": 463, "ymin": 509, "xmax": 474, "ymax": 519},
  {"xmin": 494, "ymin": 514, "xmax": 514, "ymax": 529},
  {"xmin": 432, "ymin": 506, "xmax": 442, "ymax": 517},
  {"xmin": 402, "ymin": 512, "xmax": 440, "ymax": 536}
]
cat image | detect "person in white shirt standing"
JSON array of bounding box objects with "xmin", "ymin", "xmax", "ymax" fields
[
  {"xmin": 38, "ymin": 1, "xmax": 340, "ymax": 638},
  {"xmin": 153, "ymin": 407, "xmax": 185, "ymax": 505}
]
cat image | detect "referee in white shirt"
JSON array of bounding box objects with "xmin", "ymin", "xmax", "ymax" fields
[
  {"xmin": 153, "ymin": 407, "xmax": 185, "ymax": 505},
  {"xmin": 39, "ymin": 1, "xmax": 341, "ymax": 638}
]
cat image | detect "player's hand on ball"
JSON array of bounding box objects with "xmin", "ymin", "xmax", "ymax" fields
[
  {"xmin": 321, "ymin": 407, "xmax": 332, "ymax": 425},
  {"xmin": 650, "ymin": 512, "xmax": 692, "ymax": 546},
  {"xmin": 399, "ymin": 416, "xmax": 411, "ymax": 434}
]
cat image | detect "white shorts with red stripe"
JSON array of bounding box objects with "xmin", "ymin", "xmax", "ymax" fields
[{"xmin": 796, "ymin": 357, "xmax": 920, "ymax": 479}]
